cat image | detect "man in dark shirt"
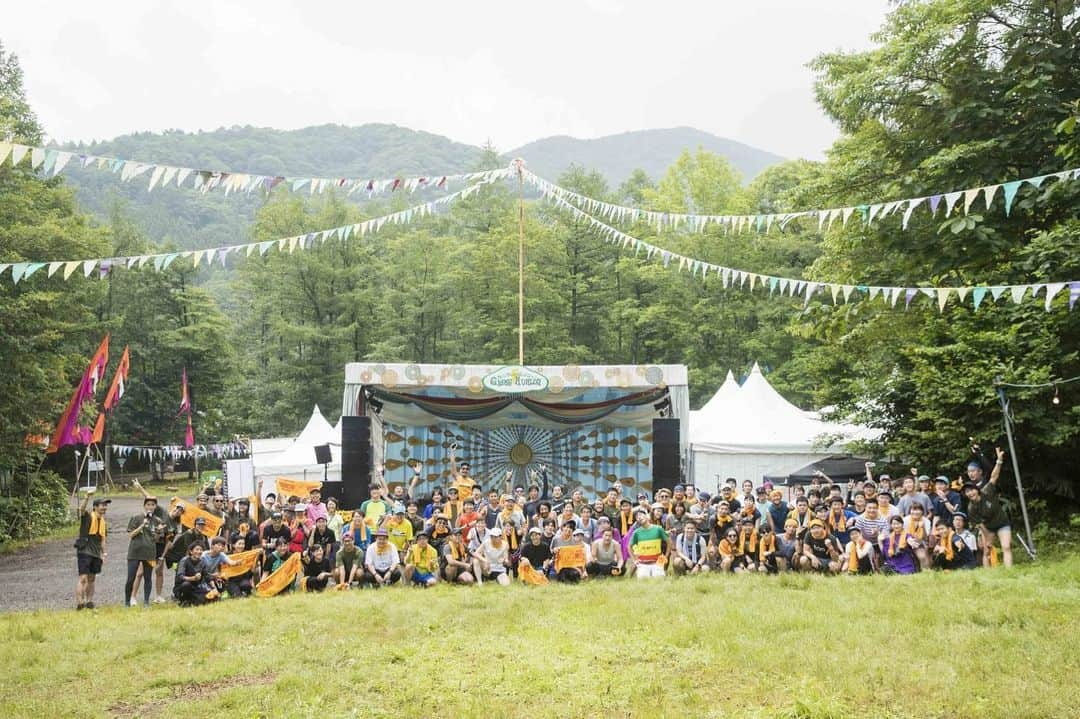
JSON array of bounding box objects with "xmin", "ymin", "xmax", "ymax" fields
[
  {"xmin": 75, "ymin": 492, "xmax": 110, "ymax": 610},
  {"xmin": 800, "ymin": 519, "xmax": 841, "ymax": 573},
  {"xmin": 260, "ymin": 512, "xmax": 292, "ymax": 551},
  {"xmin": 519, "ymin": 527, "xmax": 554, "ymax": 577},
  {"xmin": 930, "ymin": 476, "xmax": 962, "ymax": 527}
]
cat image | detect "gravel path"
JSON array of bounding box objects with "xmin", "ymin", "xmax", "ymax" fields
[{"xmin": 0, "ymin": 496, "xmax": 147, "ymax": 612}]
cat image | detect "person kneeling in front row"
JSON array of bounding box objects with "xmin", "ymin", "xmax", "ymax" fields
[{"xmin": 362, "ymin": 529, "xmax": 402, "ymax": 587}]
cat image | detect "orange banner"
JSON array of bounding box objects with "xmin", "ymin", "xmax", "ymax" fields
[
  {"xmin": 275, "ymin": 477, "xmax": 322, "ymax": 500},
  {"xmin": 518, "ymin": 559, "xmax": 549, "ymax": 586},
  {"xmin": 255, "ymin": 552, "xmax": 301, "ymax": 597},
  {"xmin": 554, "ymin": 544, "xmax": 586, "ymax": 572},
  {"xmin": 169, "ymin": 496, "xmax": 224, "ymax": 538},
  {"xmin": 219, "ymin": 549, "xmax": 262, "ymax": 579}
]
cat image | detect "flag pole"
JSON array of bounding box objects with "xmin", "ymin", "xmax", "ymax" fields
[{"xmin": 515, "ymin": 159, "xmax": 526, "ymax": 366}]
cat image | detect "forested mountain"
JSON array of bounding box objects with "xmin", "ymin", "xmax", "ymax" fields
[{"xmin": 509, "ymin": 127, "xmax": 785, "ymax": 186}]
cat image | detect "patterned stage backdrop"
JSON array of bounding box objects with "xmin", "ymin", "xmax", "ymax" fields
[{"xmin": 378, "ymin": 421, "xmax": 654, "ymax": 498}]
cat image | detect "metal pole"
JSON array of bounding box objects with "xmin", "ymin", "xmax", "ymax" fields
[
  {"xmin": 515, "ymin": 159, "xmax": 526, "ymax": 366},
  {"xmin": 994, "ymin": 382, "xmax": 1036, "ymax": 559}
]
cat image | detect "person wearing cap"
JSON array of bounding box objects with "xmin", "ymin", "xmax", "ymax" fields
[
  {"xmin": 472, "ymin": 526, "xmax": 511, "ymax": 586},
  {"xmin": 930, "ymin": 476, "xmax": 962, "ymax": 527},
  {"xmin": 629, "ymin": 508, "xmax": 669, "ymax": 579},
  {"xmin": 588, "ymin": 525, "xmax": 624, "ymax": 578},
  {"xmin": 519, "ymin": 527, "xmax": 554, "ymax": 578},
  {"xmin": 305, "ymin": 487, "xmax": 328, "ymax": 525},
  {"xmin": 843, "ymin": 526, "xmax": 875, "ymax": 575},
  {"xmin": 74, "ymin": 489, "xmax": 110, "ymax": 610},
  {"xmin": 734, "ymin": 517, "xmax": 759, "ymax": 572},
  {"xmin": 951, "ymin": 512, "xmax": 978, "ymax": 555},
  {"xmin": 964, "ymin": 446, "xmax": 1012, "ymax": 567},
  {"xmin": 442, "ymin": 486, "xmax": 464, "ymax": 525},
  {"xmin": 125, "ymin": 495, "xmax": 166, "ymax": 607},
  {"xmin": 308, "ymin": 515, "xmax": 337, "ymax": 562},
  {"xmin": 333, "ymin": 531, "xmax": 364, "ymax": 588},
  {"xmin": 880, "ymin": 515, "xmax": 917, "ymax": 574},
  {"xmin": 673, "ymin": 522, "xmax": 708, "ymax": 575},
  {"xmin": 442, "ymin": 529, "xmax": 475, "ymax": 584},
  {"xmin": 635, "ymin": 492, "xmax": 651, "ymax": 513},
  {"xmin": 384, "ymin": 504, "xmax": 414, "ymax": 552},
  {"xmin": 495, "ymin": 495, "xmax": 526, "ymax": 557},
  {"xmin": 800, "ymin": 519, "xmax": 842, "ymax": 573},
  {"xmin": 404, "ymin": 532, "xmax": 440, "ymax": 587},
  {"xmin": 260, "ymin": 511, "xmax": 292, "ymax": 553},
  {"xmin": 826, "ymin": 496, "xmax": 856, "ymax": 547},
  {"xmin": 362, "ymin": 529, "xmax": 402, "ymax": 587},
  {"xmin": 931, "ymin": 521, "xmax": 977, "ymax": 571},
  {"xmin": 163, "ymin": 514, "xmax": 208, "ymax": 576}
]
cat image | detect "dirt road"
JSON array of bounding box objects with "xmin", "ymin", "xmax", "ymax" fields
[{"xmin": 0, "ymin": 496, "xmax": 148, "ymax": 612}]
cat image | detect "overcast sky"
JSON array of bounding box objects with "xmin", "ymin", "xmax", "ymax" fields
[{"xmin": 5, "ymin": 1, "xmax": 890, "ymax": 160}]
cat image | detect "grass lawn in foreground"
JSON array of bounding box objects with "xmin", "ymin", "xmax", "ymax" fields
[{"xmin": 2, "ymin": 555, "xmax": 1078, "ymax": 719}]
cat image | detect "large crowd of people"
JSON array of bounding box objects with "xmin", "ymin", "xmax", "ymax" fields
[{"xmin": 72, "ymin": 444, "xmax": 1014, "ymax": 608}]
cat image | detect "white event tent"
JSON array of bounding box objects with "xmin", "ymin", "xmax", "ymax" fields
[
  {"xmin": 689, "ymin": 364, "xmax": 878, "ymax": 490},
  {"xmin": 251, "ymin": 405, "xmax": 342, "ymax": 485}
]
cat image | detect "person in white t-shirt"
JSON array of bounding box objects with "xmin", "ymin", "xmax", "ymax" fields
[{"xmin": 471, "ymin": 527, "xmax": 511, "ymax": 586}]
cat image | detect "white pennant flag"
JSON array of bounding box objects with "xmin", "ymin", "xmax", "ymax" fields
[
  {"xmin": 11, "ymin": 144, "xmax": 30, "ymax": 165},
  {"xmin": 63, "ymin": 261, "xmax": 80, "ymax": 280},
  {"xmin": 53, "ymin": 151, "xmax": 73, "ymax": 175},
  {"xmin": 962, "ymin": 188, "xmax": 981, "ymax": 214},
  {"xmin": 0, "ymin": 141, "xmax": 11, "ymax": 164},
  {"xmin": 937, "ymin": 288, "xmax": 951, "ymax": 312},
  {"xmin": 842, "ymin": 285, "xmax": 856, "ymax": 303},
  {"xmin": 890, "ymin": 287, "xmax": 902, "ymax": 307},
  {"xmin": 990, "ymin": 286, "xmax": 1007, "ymax": 301},
  {"xmin": 147, "ymin": 165, "xmax": 165, "ymax": 192},
  {"xmin": 176, "ymin": 168, "xmax": 192, "ymax": 186},
  {"xmin": 82, "ymin": 259, "xmax": 97, "ymax": 277},
  {"xmin": 1045, "ymin": 282, "xmax": 1066, "ymax": 310},
  {"xmin": 47, "ymin": 262, "xmax": 63, "ymax": 277},
  {"xmin": 830, "ymin": 284, "xmax": 840, "ymax": 304},
  {"xmin": 1010, "ymin": 285, "xmax": 1028, "ymax": 304},
  {"xmin": 944, "ymin": 191, "xmax": 963, "ymax": 217}
]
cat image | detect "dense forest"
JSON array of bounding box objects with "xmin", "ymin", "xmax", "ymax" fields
[{"xmin": 2, "ymin": 1, "xmax": 1079, "ymax": 539}]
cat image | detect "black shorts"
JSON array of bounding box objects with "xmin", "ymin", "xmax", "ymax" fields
[
  {"xmin": 77, "ymin": 553, "xmax": 102, "ymax": 576},
  {"xmin": 155, "ymin": 542, "xmax": 166, "ymax": 559}
]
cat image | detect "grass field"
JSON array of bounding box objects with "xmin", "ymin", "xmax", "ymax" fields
[{"xmin": 2, "ymin": 555, "xmax": 1078, "ymax": 719}]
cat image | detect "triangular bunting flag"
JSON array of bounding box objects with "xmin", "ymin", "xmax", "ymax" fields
[
  {"xmin": 944, "ymin": 191, "xmax": 963, "ymax": 217},
  {"xmin": 1045, "ymin": 282, "xmax": 1066, "ymax": 310},
  {"xmin": 1010, "ymin": 285, "xmax": 1028, "ymax": 304},
  {"xmin": 937, "ymin": 288, "xmax": 951, "ymax": 312},
  {"xmin": 1069, "ymin": 282, "xmax": 1080, "ymax": 310},
  {"xmin": 47, "ymin": 262, "xmax": 62, "ymax": 277},
  {"xmin": 962, "ymin": 188, "xmax": 981, "ymax": 214},
  {"xmin": 82, "ymin": 260, "xmax": 97, "ymax": 277},
  {"xmin": 973, "ymin": 287, "xmax": 987, "ymax": 311}
]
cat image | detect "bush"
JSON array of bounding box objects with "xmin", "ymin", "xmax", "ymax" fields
[{"xmin": 0, "ymin": 470, "xmax": 70, "ymax": 543}]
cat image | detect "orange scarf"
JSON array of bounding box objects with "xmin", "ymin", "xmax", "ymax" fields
[
  {"xmin": 905, "ymin": 517, "xmax": 925, "ymax": 541},
  {"xmin": 88, "ymin": 512, "xmax": 108, "ymax": 538},
  {"xmin": 847, "ymin": 539, "xmax": 866, "ymax": 573},
  {"xmin": 941, "ymin": 530, "xmax": 955, "ymax": 562},
  {"xmin": 738, "ymin": 527, "xmax": 758, "ymax": 554},
  {"xmin": 828, "ymin": 509, "xmax": 847, "ymax": 533},
  {"xmin": 887, "ymin": 529, "xmax": 907, "ymax": 557},
  {"xmin": 757, "ymin": 533, "xmax": 775, "ymax": 563},
  {"xmin": 619, "ymin": 512, "xmax": 632, "ymax": 537}
]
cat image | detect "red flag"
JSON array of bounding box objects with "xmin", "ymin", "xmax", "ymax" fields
[
  {"xmin": 103, "ymin": 346, "xmax": 130, "ymax": 411},
  {"xmin": 184, "ymin": 413, "xmax": 195, "ymax": 449},
  {"xmin": 46, "ymin": 334, "xmax": 109, "ymax": 454}
]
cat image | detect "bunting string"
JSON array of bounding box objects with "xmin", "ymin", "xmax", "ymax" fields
[
  {"xmin": 540, "ymin": 188, "xmax": 1080, "ymax": 313},
  {"xmin": 0, "ymin": 140, "xmax": 496, "ymax": 198},
  {"xmin": 110, "ymin": 442, "xmax": 249, "ymax": 462},
  {"xmin": 523, "ymin": 166, "xmax": 1080, "ymax": 235},
  {"xmin": 0, "ymin": 169, "xmax": 511, "ymax": 284}
]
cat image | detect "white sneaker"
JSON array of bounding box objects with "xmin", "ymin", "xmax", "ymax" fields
[
  {"xmin": 153, "ymin": 596, "xmax": 166, "ymax": 604},
  {"xmin": 127, "ymin": 600, "xmax": 137, "ymax": 607}
]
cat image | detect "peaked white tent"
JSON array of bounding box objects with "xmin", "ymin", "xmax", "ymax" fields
[
  {"xmin": 251, "ymin": 405, "xmax": 341, "ymax": 483},
  {"xmin": 690, "ymin": 363, "xmax": 878, "ymax": 489}
]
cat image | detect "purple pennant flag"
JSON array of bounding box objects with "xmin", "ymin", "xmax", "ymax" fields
[
  {"xmin": 928, "ymin": 195, "xmax": 942, "ymax": 216},
  {"xmin": 904, "ymin": 288, "xmax": 917, "ymax": 309},
  {"xmin": 98, "ymin": 260, "xmax": 112, "ymax": 279},
  {"xmin": 1070, "ymin": 282, "xmax": 1080, "ymax": 311}
]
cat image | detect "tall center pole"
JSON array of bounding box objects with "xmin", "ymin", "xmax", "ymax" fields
[{"xmin": 515, "ymin": 160, "xmax": 526, "ymax": 366}]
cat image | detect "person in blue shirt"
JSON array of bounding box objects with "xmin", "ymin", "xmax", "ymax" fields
[{"xmin": 825, "ymin": 496, "xmax": 857, "ymax": 546}]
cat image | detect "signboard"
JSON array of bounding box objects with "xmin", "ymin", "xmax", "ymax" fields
[
  {"xmin": 88, "ymin": 460, "xmax": 105, "ymax": 472},
  {"xmin": 482, "ymin": 366, "xmax": 549, "ymax": 394}
]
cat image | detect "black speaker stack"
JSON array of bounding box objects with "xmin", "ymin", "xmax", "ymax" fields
[
  {"xmin": 338, "ymin": 416, "xmax": 372, "ymax": 509},
  {"xmin": 651, "ymin": 417, "xmax": 681, "ymax": 494}
]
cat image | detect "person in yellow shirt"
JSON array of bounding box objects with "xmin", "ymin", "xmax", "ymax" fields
[
  {"xmin": 384, "ymin": 504, "xmax": 414, "ymax": 552},
  {"xmin": 404, "ymin": 532, "xmax": 440, "ymax": 587}
]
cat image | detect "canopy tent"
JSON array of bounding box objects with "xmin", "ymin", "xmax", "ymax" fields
[
  {"xmin": 343, "ymin": 363, "xmax": 689, "ymax": 497},
  {"xmin": 763, "ymin": 455, "xmax": 871, "ymax": 485},
  {"xmin": 690, "ymin": 363, "xmax": 878, "ymax": 489},
  {"xmin": 251, "ymin": 405, "xmax": 341, "ymax": 484}
]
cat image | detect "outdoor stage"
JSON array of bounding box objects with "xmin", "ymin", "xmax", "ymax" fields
[{"xmin": 341, "ymin": 363, "xmax": 688, "ymax": 497}]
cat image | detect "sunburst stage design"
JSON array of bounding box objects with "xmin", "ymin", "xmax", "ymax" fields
[{"xmin": 343, "ymin": 363, "xmax": 689, "ymax": 497}]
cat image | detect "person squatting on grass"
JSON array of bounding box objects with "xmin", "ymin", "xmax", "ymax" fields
[{"xmin": 74, "ymin": 445, "xmax": 1018, "ymax": 607}]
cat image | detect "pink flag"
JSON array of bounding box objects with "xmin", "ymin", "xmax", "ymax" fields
[
  {"xmin": 179, "ymin": 367, "xmax": 191, "ymax": 414},
  {"xmin": 47, "ymin": 335, "xmax": 110, "ymax": 453}
]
